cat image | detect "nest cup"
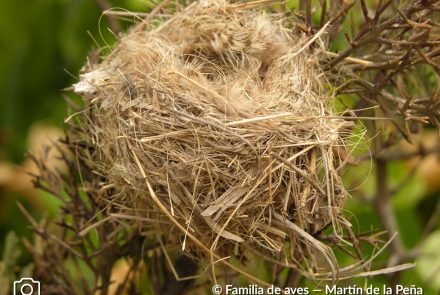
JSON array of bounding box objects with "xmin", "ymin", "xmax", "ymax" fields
[{"xmin": 73, "ymin": 0, "xmax": 349, "ymax": 277}]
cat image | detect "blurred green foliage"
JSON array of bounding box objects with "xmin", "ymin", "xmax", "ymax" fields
[
  {"xmin": 0, "ymin": 0, "xmax": 147, "ymax": 162},
  {"xmin": 0, "ymin": 232, "xmax": 33, "ymax": 295},
  {"xmin": 0, "ymin": 0, "xmax": 146, "ymax": 274}
]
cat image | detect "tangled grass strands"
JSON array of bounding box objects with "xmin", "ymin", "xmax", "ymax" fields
[{"xmin": 71, "ymin": 0, "xmax": 354, "ymax": 284}]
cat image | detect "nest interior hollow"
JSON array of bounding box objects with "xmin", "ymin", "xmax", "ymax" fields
[{"xmin": 72, "ymin": 0, "xmax": 350, "ymax": 274}]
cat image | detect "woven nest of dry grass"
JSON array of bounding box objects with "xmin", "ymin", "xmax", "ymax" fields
[{"xmin": 72, "ymin": 0, "xmax": 352, "ymax": 279}]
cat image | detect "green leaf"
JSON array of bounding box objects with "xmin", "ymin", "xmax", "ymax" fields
[{"xmin": 416, "ymin": 231, "xmax": 440, "ymax": 293}]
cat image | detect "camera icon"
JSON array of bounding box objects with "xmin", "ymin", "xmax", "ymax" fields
[{"xmin": 13, "ymin": 278, "xmax": 40, "ymax": 295}]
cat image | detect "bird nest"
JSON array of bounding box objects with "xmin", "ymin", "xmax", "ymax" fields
[{"xmin": 72, "ymin": 0, "xmax": 351, "ymax": 279}]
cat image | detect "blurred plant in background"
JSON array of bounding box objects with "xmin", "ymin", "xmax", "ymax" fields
[
  {"xmin": 0, "ymin": 0, "xmax": 148, "ymax": 253},
  {"xmin": 0, "ymin": 0, "xmax": 439, "ymax": 294}
]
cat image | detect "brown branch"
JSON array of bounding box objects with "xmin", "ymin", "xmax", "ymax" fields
[
  {"xmin": 376, "ymin": 144, "xmax": 440, "ymax": 161},
  {"xmin": 95, "ymin": 0, "xmax": 122, "ymax": 34},
  {"xmin": 374, "ymin": 159, "xmax": 405, "ymax": 286}
]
